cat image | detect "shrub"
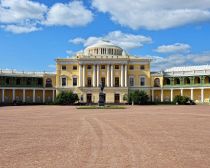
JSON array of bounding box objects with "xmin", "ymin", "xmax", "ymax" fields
[
  {"xmin": 128, "ymin": 90, "xmax": 149, "ymax": 105},
  {"xmin": 55, "ymin": 91, "xmax": 79, "ymax": 105},
  {"xmin": 173, "ymin": 95, "xmax": 192, "ymax": 105}
]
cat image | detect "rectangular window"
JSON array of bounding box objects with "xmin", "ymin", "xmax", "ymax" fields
[
  {"xmin": 101, "ymin": 65, "xmax": 106, "ymax": 69},
  {"xmin": 129, "ymin": 77, "xmax": 134, "ymax": 87},
  {"xmin": 73, "ymin": 65, "xmax": 77, "ymax": 70},
  {"xmin": 115, "ymin": 65, "xmax": 119, "ymax": 69},
  {"xmin": 6, "ymin": 78, "xmax": 10, "ymax": 85},
  {"xmin": 26, "ymin": 78, "xmax": 32, "ymax": 85},
  {"xmin": 73, "ymin": 77, "xmax": 77, "ymax": 86},
  {"xmin": 37, "ymin": 78, "xmax": 42, "ymax": 85},
  {"xmin": 101, "ymin": 77, "xmax": 105, "ymax": 86},
  {"xmin": 87, "ymin": 77, "xmax": 92, "ymax": 87},
  {"xmin": 115, "ymin": 77, "xmax": 119, "ymax": 87},
  {"xmin": 62, "ymin": 77, "xmax": 67, "ymax": 87},
  {"xmin": 87, "ymin": 65, "xmax": 92, "ymax": 70},
  {"xmin": 140, "ymin": 65, "xmax": 145, "ymax": 70},
  {"xmin": 16, "ymin": 78, "xmax": 21, "ymax": 85},
  {"xmin": 140, "ymin": 77, "xmax": 146, "ymax": 86},
  {"xmin": 129, "ymin": 65, "xmax": 134, "ymax": 70},
  {"xmin": 62, "ymin": 65, "xmax": 67, "ymax": 70}
]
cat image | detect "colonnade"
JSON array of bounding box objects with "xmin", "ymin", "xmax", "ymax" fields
[
  {"xmin": 1, "ymin": 88, "xmax": 55, "ymax": 103},
  {"xmin": 152, "ymin": 88, "xmax": 206, "ymax": 103},
  {"xmin": 79, "ymin": 64, "xmax": 128, "ymax": 87}
]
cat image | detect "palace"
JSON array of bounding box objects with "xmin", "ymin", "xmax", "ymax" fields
[{"xmin": 0, "ymin": 41, "xmax": 210, "ymax": 104}]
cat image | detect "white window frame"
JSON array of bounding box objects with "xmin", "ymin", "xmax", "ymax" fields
[
  {"xmin": 140, "ymin": 76, "xmax": 146, "ymax": 86},
  {"xmin": 72, "ymin": 76, "xmax": 78, "ymax": 87},
  {"xmin": 61, "ymin": 76, "xmax": 67, "ymax": 87},
  {"xmin": 129, "ymin": 76, "xmax": 134, "ymax": 87}
]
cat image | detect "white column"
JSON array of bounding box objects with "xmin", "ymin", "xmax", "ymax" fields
[
  {"xmin": 161, "ymin": 89, "xmax": 164, "ymax": 102},
  {"xmin": 125, "ymin": 65, "xmax": 128, "ymax": 87},
  {"xmin": 97, "ymin": 64, "xmax": 100, "ymax": 87},
  {"xmin": 121, "ymin": 65, "xmax": 124, "ymax": 87},
  {"xmin": 12, "ymin": 89, "xmax": 15, "ymax": 101},
  {"xmin": 93, "ymin": 65, "xmax": 96, "ymax": 87},
  {"xmin": 52, "ymin": 90, "xmax": 55, "ymax": 102},
  {"xmin": 191, "ymin": 88, "xmax": 194, "ymax": 100},
  {"xmin": 181, "ymin": 89, "xmax": 183, "ymax": 96},
  {"xmin": 83, "ymin": 65, "xmax": 86, "ymax": 87},
  {"xmin": 2, "ymin": 89, "xmax": 5, "ymax": 103},
  {"xmin": 152, "ymin": 89, "xmax": 154, "ymax": 102},
  {"xmin": 201, "ymin": 88, "xmax": 204, "ymax": 103},
  {"xmin": 107, "ymin": 65, "xmax": 110, "ymax": 87},
  {"xmin": 33, "ymin": 89, "xmax": 36, "ymax": 103},
  {"xmin": 79, "ymin": 64, "xmax": 83, "ymax": 87},
  {"xmin": 171, "ymin": 89, "xmax": 174, "ymax": 102},
  {"xmin": 23, "ymin": 89, "xmax": 26, "ymax": 103},
  {"xmin": 111, "ymin": 65, "xmax": 114, "ymax": 87},
  {"xmin": 43, "ymin": 90, "xmax": 45, "ymax": 103}
]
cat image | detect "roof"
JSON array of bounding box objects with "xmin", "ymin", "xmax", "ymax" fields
[
  {"xmin": 85, "ymin": 40, "xmax": 122, "ymax": 50},
  {"xmin": 165, "ymin": 65, "xmax": 210, "ymax": 72}
]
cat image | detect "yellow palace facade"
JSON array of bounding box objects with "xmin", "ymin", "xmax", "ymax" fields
[{"xmin": 0, "ymin": 41, "xmax": 210, "ymax": 104}]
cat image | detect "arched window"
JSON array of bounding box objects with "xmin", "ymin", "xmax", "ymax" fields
[
  {"xmin": 46, "ymin": 78, "xmax": 52, "ymax": 87},
  {"xmin": 184, "ymin": 77, "xmax": 190, "ymax": 85},
  {"xmin": 194, "ymin": 77, "xmax": 201, "ymax": 84},
  {"xmin": 174, "ymin": 78, "xmax": 180, "ymax": 85},
  {"xmin": 154, "ymin": 78, "xmax": 160, "ymax": 87},
  {"xmin": 164, "ymin": 78, "xmax": 170, "ymax": 85}
]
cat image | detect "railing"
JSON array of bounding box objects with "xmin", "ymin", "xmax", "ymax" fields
[
  {"xmin": 163, "ymin": 83, "xmax": 210, "ymax": 88},
  {"xmin": 0, "ymin": 69, "xmax": 56, "ymax": 75}
]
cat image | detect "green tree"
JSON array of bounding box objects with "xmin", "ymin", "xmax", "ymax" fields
[
  {"xmin": 55, "ymin": 91, "xmax": 79, "ymax": 105},
  {"xmin": 173, "ymin": 95, "xmax": 190, "ymax": 105},
  {"xmin": 128, "ymin": 90, "xmax": 149, "ymax": 105}
]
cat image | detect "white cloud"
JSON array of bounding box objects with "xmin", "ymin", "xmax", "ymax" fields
[
  {"xmin": 1, "ymin": 24, "xmax": 41, "ymax": 34},
  {"xmin": 0, "ymin": 0, "xmax": 47, "ymax": 23},
  {"xmin": 155, "ymin": 43, "xmax": 191, "ymax": 53},
  {"xmin": 147, "ymin": 52, "xmax": 210, "ymax": 70},
  {"xmin": 69, "ymin": 30, "xmax": 152, "ymax": 50},
  {"xmin": 45, "ymin": 1, "xmax": 93, "ymax": 27},
  {"xmin": 92, "ymin": 0, "xmax": 210, "ymax": 30},
  {"xmin": 0, "ymin": 0, "xmax": 94, "ymax": 33}
]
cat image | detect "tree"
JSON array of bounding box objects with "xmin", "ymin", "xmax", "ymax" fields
[
  {"xmin": 55, "ymin": 91, "xmax": 79, "ymax": 105},
  {"xmin": 128, "ymin": 90, "xmax": 149, "ymax": 105},
  {"xmin": 173, "ymin": 95, "xmax": 191, "ymax": 105}
]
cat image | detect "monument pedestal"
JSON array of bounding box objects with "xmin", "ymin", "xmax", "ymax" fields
[{"xmin": 98, "ymin": 92, "xmax": 105, "ymax": 106}]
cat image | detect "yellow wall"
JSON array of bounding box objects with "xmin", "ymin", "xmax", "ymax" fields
[
  {"xmin": 25, "ymin": 90, "xmax": 33, "ymax": 103},
  {"xmin": 193, "ymin": 89, "xmax": 201, "ymax": 103},
  {"xmin": 4, "ymin": 89, "xmax": 12, "ymax": 103},
  {"xmin": 43, "ymin": 75, "xmax": 56, "ymax": 87},
  {"xmin": 163, "ymin": 90, "xmax": 171, "ymax": 102},
  {"xmin": 204, "ymin": 89, "xmax": 210, "ymax": 103},
  {"xmin": 183, "ymin": 89, "xmax": 191, "ymax": 98}
]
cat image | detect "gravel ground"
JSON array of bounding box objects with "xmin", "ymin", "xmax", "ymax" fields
[{"xmin": 0, "ymin": 105, "xmax": 210, "ymax": 168}]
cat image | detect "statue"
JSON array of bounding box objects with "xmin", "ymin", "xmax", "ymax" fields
[{"xmin": 98, "ymin": 82, "xmax": 105, "ymax": 106}]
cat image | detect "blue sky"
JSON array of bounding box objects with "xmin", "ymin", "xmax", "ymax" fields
[{"xmin": 0, "ymin": 0, "xmax": 210, "ymax": 71}]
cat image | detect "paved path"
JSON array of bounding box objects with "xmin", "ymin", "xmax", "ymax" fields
[{"xmin": 0, "ymin": 105, "xmax": 210, "ymax": 168}]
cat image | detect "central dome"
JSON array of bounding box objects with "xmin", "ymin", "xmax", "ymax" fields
[{"xmin": 84, "ymin": 40, "xmax": 124, "ymax": 56}]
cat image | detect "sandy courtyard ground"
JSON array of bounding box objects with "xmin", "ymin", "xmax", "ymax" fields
[{"xmin": 0, "ymin": 105, "xmax": 210, "ymax": 168}]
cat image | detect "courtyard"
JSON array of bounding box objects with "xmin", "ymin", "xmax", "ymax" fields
[{"xmin": 0, "ymin": 105, "xmax": 210, "ymax": 168}]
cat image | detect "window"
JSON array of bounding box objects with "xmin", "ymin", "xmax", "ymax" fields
[
  {"xmin": 87, "ymin": 77, "xmax": 92, "ymax": 87},
  {"xmin": 26, "ymin": 78, "xmax": 32, "ymax": 85},
  {"xmin": 62, "ymin": 65, "xmax": 66, "ymax": 70},
  {"xmin": 140, "ymin": 77, "xmax": 146, "ymax": 86},
  {"xmin": 62, "ymin": 77, "xmax": 67, "ymax": 87},
  {"xmin": 129, "ymin": 77, "xmax": 134, "ymax": 87},
  {"xmin": 37, "ymin": 78, "xmax": 42, "ymax": 86},
  {"xmin": 73, "ymin": 65, "xmax": 77, "ymax": 70},
  {"xmin": 115, "ymin": 65, "xmax": 119, "ymax": 69},
  {"xmin": 46, "ymin": 78, "xmax": 52, "ymax": 87},
  {"xmin": 129, "ymin": 65, "xmax": 134, "ymax": 70},
  {"xmin": 101, "ymin": 65, "xmax": 106, "ymax": 69},
  {"xmin": 115, "ymin": 77, "xmax": 119, "ymax": 87},
  {"xmin": 6, "ymin": 78, "xmax": 10, "ymax": 85},
  {"xmin": 87, "ymin": 65, "xmax": 92, "ymax": 70},
  {"xmin": 101, "ymin": 77, "xmax": 105, "ymax": 86},
  {"xmin": 140, "ymin": 65, "xmax": 145, "ymax": 70},
  {"xmin": 16, "ymin": 78, "xmax": 21, "ymax": 85},
  {"xmin": 154, "ymin": 78, "xmax": 160, "ymax": 87},
  {"xmin": 73, "ymin": 77, "xmax": 77, "ymax": 86}
]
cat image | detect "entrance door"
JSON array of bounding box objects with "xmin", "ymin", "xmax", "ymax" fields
[
  {"xmin": 114, "ymin": 94, "xmax": 120, "ymax": 104},
  {"xmin": 87, "ymin": 94, "xmax": 92, "ymax": 104}
]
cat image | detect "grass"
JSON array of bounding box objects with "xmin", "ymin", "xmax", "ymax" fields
[{"xmin": 77, "ymin": 105, "xmax": 126, "ymax": 109}]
